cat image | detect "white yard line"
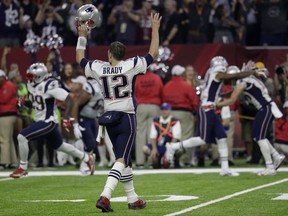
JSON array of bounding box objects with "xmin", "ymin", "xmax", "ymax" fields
[
  {"xmin": 165, "ymin": 178, "xmax": 288, "ymax": 216},
  {"xmin": 0, "ymin": 167, "xmax": 288, "ymax": 177}
]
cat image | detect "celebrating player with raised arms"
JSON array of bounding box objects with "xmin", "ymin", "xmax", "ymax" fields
[
  {"xmin": 75, "ymin": 12, "xmax": 162, "ymax": 212},
  {"xmin": 9, "ymin": 63, "xmax": 95, "ymax": 178},
  {"xmin": 165, "ymin": 56, "xmax": 258, "ymax": 176},
  {"xmin": 216, "ymin": 61, "xmax": 285, "ymax": 176}
]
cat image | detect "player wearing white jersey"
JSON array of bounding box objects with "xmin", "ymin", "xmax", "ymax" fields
[
  {"xmin": 216, "ymin": 62, "xmax": 286, "ymax": 176},
  {"xmin": 71, "ymin": 76, "xmax": 115, "ymax": 174},
  {"xmin": 10, "ymin": 63, "xmax": 95, "ymax": 178},
  {"xmin": 75, "ymin": 13, "xmax": 162, "ymax": 212},
  {"xmin": 165, "ymin": 57, "xmax": 258, "ymax": 176}
]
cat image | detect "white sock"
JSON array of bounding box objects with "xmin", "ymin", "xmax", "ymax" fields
[
  {"xmin": 268, "ymin": 143, "xmax": 280, "ymax": 159},
  {"xmin": 101, "ymin": 162, "xmax": 125, "ymax": 199},
  {"xmin": 57, "ymin": 142, "xmax": 86, "ymax": 161},
  {"xmin": 18, "ymin": 134, "xmax": 29, "ymax": 170},
  {"xmin": 217, "ymin": 138, "xmax": 229, "ymax": 170},
  {"xmin": 258, "ymin": 139, "xmax": 274, "ymax": 169},
  {"xmin": 97, "ymin": 145, "xmax": 107, "ymax": 163},
  {"xmin": 172, "ymin": 137, "xmax": 205, "ymax": 150},
  {"xmin": 120, "ymin": 166, "xmax": 138, "ymax": 203}
]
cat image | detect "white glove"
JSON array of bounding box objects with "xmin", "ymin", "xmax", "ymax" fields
[{"xmin": 73, "ymin": 123, "xmax": 85, "ymax": 139}]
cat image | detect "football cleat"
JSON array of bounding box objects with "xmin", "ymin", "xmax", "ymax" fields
[
  {"xmin": 219, "ymin": 169, "xmax": 240, "ymax": 177},
  {"xmin": 86, "ymin": 153, "xmax": 95, "ymax": 175},
  {"xmin": 128, "ymin": 199, "xmax": 146, "ymax": 210},
  {"xmin": 10, "ymin": 167, "xmax": 28, "ymax": 178},
  {"xmin": 96, "ymin": 196, "xmax": 113, "ymax": 212},
  {"xmin": 273, "ymin": 154, "xmax": 286, "ymax": 170},
  {"xmin": 256, "ymin": 168, "xmax": 276, "ymax": 176},
  {"xmin": 165, "ymin": 142, "xmax": 175, "ymax": 164}
]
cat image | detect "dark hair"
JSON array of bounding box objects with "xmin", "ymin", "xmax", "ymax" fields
[
  {"xmin": 276, "ymin": 65, "xmax": 286, "ymax": 75},
  {"xmin": 109, "ymin": 41, "xmax": 126, "ymax": 61}
]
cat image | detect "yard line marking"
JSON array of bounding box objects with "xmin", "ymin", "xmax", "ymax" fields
[
  {"xmin": 165, "ymin": 178, "xmax": 288, "ymax": 216},
  {"xmin": 0, "ymin": 178, "xmax": 13, "ymax": 182},
  {"xmin": 0, "ymin": 168, "xmax": 288, "ymax": 177},
  {"xmin": 23, "ymin": 199, "xmax": 86, "ymax": 203}
]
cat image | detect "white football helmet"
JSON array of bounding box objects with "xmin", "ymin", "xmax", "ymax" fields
[
  {"xmin": 26, "ymin": 63, "xmax": 48, "ymax": 84},
  {"xmin": 210, "ymin": 56, "xmax": 228, "ymax": 68},
  {"xmin": 75, "ymin": 4, "xmax": 101, "ymax": 29},
  {"xmin": 227, "ymin": 65, "xmax": 240, "ymax": 74}
]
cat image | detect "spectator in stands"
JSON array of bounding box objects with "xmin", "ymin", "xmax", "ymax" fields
[
  {"xmin": 163, "ymin": 65, "xmax": 199, "ymax": 167},
  {"xmin": 274, "ymin": 55, "xmax": 288, "ymax": 106},
  {"xmin": 231, "ymin": 0, "xmax": 247, "ymax": 44},
  {"xmin": 107, "ymin": 0, "xmax": 140, "ymax": 45},
  {"xmin": 258, "ymin": 0, "xmax": 288, "ymax": 46},
  {"xmin": 245, "ymin": 0, "xmax": 260, "ymax": 46},
  {"xmin": 0, "ymin": 0, "xmax": 22, "ymax": 47},
  {"xmin": 64, "ymin": 0, "xmax": 83, "ymax": 46},
  {"xmin": 184, "ymin": 64, "xmax": 201, "ymax": 88},
  {"xmin": 135, "ymin": 65, "xmax": 163, "ymax": 168},
  {"xmin": 212, "ymin": 3, "xmax": 240, "ymax": 44},
  {"xmin": 274, "ymin": 100, "xmax": 288, "ymax": 162},
  {"xmin": 160, "ymin": 0, "xmax": 181, "ymax": 46},
  {"xmin": 35, "ymin": 2, "xmax": 64, "ymax": 39},
  {"xmin": 143, "ymin": 102, "xmax": 181, "ymax": 168},
  {"xmin": 0, "ymin": 69, "xmax": 18, "ymax": 169},
  {"xmin": 135, "ymin": 0, "xmax": 156, "ymax": 45},
  {"xmin": 186, "ymin": 0, "xmax": 212, "ymax": 44},
  {"xmin": 20, "ymin": 0, "xmax": 39, "ymax": 20}
]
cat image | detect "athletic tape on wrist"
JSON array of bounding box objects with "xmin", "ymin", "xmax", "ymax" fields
[{"xmin": 76, "ymin": 37, "xmax": 87, "ymax": 50}]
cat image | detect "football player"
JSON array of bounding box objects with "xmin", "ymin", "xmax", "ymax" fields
[
  {"xmin": 70, "ymin": 75, "xmax": 115, "ymax": 174},
  {"xmin": 216, "ymin": 61, "xmax": 286, "ymax": 176},
  {"xmin": 75, "ymin": 11, "xmax": 161, "ymax": 212},
  {"xmin": 165, "ymin": 56, "xmax": 258, "ymax": 176},
  {"xmin": 9, "ymin": 63, "xmax": 95, "ymax": 178}
]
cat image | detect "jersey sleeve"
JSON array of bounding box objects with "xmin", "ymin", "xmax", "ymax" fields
[
  {"xmin": 83, "ymin": 82, "xmax": 93, "ymax": 95},
  {"xmin": 132, "ymin": 56, "xmax": 148, "ymax": 75},
  {"xmin": 45, "ymin": 80, "xmax": 69, "ymax": 101}
]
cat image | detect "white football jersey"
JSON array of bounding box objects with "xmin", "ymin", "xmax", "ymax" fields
[
  {"xmin": 84, "ymin": 57, "xmax": 148, "ymax": 114},
  {"xmin": 200, "ymin": 65, "xmax": 226, "ymax": 106},
  {"xmin": 80, "ymin": 79, "xmax": 104, "ymax": 118},
  {"xmin": 27, "ymin": 77, "xmax": 68, "ymax": 123},
  {"xmin": 236, "ymin": 76, "xmax": 271, "ymax": 110}
]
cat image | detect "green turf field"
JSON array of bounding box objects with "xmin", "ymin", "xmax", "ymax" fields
[{"xmin": 1, "ymin": 166, "xmax": 288, "ymax": 216}]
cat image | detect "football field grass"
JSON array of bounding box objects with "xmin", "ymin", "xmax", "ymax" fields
[{"xmin": 1, "ymin": 167, "xmax": 288, "ymax": 216}]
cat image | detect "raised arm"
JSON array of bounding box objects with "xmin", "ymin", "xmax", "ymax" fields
[
  {"xmin": 216, "ymin": 83, "xmax": 246, "ymax": 108},
  {"xmin": 75, "ymin": 24, "xmax": 89, "ymax": 64},
  {"xmin": 148, "ymin": 13, "xmax": 162, "ymax": 60},
  {"xmin": 216, "ymin": 70, "xmax": 256, "ymax": 81}
]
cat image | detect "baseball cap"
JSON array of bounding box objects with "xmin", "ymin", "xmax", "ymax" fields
[
  {"xmin": 8, "ymin": 70, "xmax": 20, "ymax": 80},
  {"xmin": 71, "ymin": 75, "xmax": 87, "ymax": 85},
  {"xmin": 171, "ymin": 65, "xmax": 185, "ymax": 76},
  {"xmin": 0, "ymin": 70, "xmax": 7, "ymax": 78},
  {"xmin": 283, "ymin": 101, "xmax": 288, "ymax": 109},
  {"xmin": 160, "ymin": 102, "xmax": 172, "ymax": 110}
]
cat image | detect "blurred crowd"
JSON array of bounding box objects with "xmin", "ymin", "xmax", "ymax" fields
[{"xmin": 0, "ymin": 0, "xmax": 288, "ymax": 48}]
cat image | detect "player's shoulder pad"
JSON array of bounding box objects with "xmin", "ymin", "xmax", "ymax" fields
[{"xmin": 44, "ymin": 77, "xmax": 60, "ymax": 93}]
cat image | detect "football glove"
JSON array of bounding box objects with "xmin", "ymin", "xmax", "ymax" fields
[{"xmin": 73, "ymin": 123, "xmax": 85, "ymax": 139}]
